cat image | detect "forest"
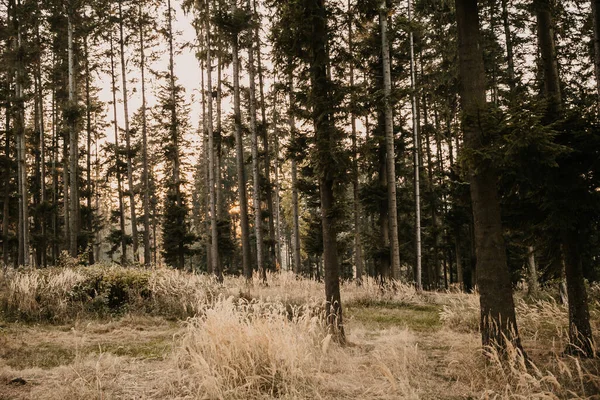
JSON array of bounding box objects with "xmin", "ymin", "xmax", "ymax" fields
[{"xmin": 0, "ymin": 0, "xmax": 599, "ymax": 398}]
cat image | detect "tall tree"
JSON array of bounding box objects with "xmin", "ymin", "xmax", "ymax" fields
[
  {"xmin": 118, "ymin": 0, "xmax": 139, "ymax": 262},
  {"xmin": 247, "ymin": 0, "xmax": 265, "ymax": 281},
  {"xmin": 306, "ymin": 0, "xmax": 344, "ymax": 341},
  {"xmin": 380, "ymin": 0, "xmax": 401, "ymax": 281},
  {"xmin": 534, "ymin": 0, "xmax": 594, "ymax": 356},
  {"xmin": 455, "ymin": 0, "xmax": 521, "ymax": 350}
]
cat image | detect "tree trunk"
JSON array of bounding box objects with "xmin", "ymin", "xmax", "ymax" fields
[
  {"xmin": 3, "ymin": 74, "xmax": 11, "ymax": 266},
  {"xmin": 380, "ymin": 0, "xmax": 401, "ymax": 282},
  {"xmin": 67, "ymin": 11, "xmax": 78, "ymax": 258},
  {"xmin": 348, "ymin": 0, "xmax": 364, "ymax": 284},
  {"xmin": 138, "ymin": 1, "xmax": 151, "ymax": 266},
  {"xmin": 252, "ymin": 0, "xmax": 276, "ymax": 275},
  {"xmin": 119, "ymin": 0, "xmax": 139, "ymax": 262},
  {"xmin": 593, "ymin": 0, "xmax": 600, "ymax": 111},
  {"xmin": 501, "ymin": 0, "xmax": 516, "ymax": 93},
  {"xmin": 247, "ymin": 0, "xmax": 265, "ymax": 282},
  {"xmin": 109, "ymin": 31, "xmax": 128, "ymax": 265},
  {"xmin": 455, "ymin": 0, "xmax": 522, "ymax": 351},
  {"xmin": 231, "ymin": 15, "xmax": 252, "ymax": 281},
  {"xmin": 204, "ymin": 9, "xmax": 221, "ymax": 281},
  {"xmin": 288, "ymin": 70, "xmax": 302, "ymax": 275},
  {"xmin": 84, "ymin": 37, "xmax": 94, "ymax": 265},
  {"xmin": 535, "ymin": 0, "xmax": 561, "ymax": 121},
  {"xmin": 407, "ymin": 0, "xmax": 421, "ymax": 288},
  {"xmin": 535, "ymin": 0, "xmax": 594, "ymax": 356},
  {"xmin": 308, "ymin": 0, "xmax": 344, "ymax": 342},
  {"xmin": 527, "ymin": 246, "xmax": 539, "ymax": 297}
]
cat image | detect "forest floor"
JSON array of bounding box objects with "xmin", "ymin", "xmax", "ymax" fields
[{"xmin": 0, "ymin": 267, "xmax": 598, "ymax": 399}]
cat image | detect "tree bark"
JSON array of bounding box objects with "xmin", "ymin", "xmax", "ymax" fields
[
  {"xmin": 67, "ymin": 10, "xmax": 78, "ymax": 259},
  {"xmin": 380, "ymin": 0, "xmax": 401, "ymax": 282},
  {"xmin": 231, "ymin": 11, "xmax": 252, "ymax": 280},
  {"xmin": 138, "ymin": 1, "xmax": 151, "ymax": 266},
  {"xmin": 288, "ymin": 70, "xmax": 302, "ymax": 275},
  {"xmin": 84, "ymin": 37, "xmax": 94, "ymax": 265},
  {"xmin": 455, "ymin": 0, "xmax": 521, "ymax": 350},
  {"xmin": 308, "ymin": 0, "xmax": 344, "ymax": 342},
  {"xmin": 535, "ymin": 0, "xmax": 594, "ymax": 356},
  {"xmin": 501, "ymin": 0, "xmax": 516, "ymax": 93},
  {"xmin": 348, "ymin": 0, "xmax": 364, "ymax": 284},
  {"xmin": 109, "ymin": 31, "xmax": 128, "ymax": 265},
  {"xmin": 204, "ymin": 8, "xmax": 221, "ymax": 281},
  {"xmin": 407, "ymin": 0, "xmax": 421, "ymax": 288},
  {"xmin": 247, "ymin": 0, "xmax": 265, "ymax": 282},
  {"xmin": 118, "ymin": 0, "xmax": 139, "ymax": 262}
]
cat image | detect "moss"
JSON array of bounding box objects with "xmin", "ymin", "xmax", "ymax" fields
[
  {"xmin": 347, "ymin": 303, "xmax": 442, "ymax": 332},
  {"xmin": 1, "ymin": 342, "xmax": 76, "ymax": 369},
  {"xmin": 91, "ymin": 338, "xmax": 172, "ymax": 360}
]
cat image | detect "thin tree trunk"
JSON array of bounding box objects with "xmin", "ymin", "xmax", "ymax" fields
[
  {"xmin": 288, "ymin": 70, "xmax": 301, "ymax": 275},
  {"xmin": 455, "ymin": 0, "xmax": 521, "ymax": 350},
  {"xmin": 2, "ymin": 75, "xmax": 11, "ymax": 266},
  {"xmin": 501, "ymin": 0, "xmax": 516, "ymax": 93},
  {"xmin": 348, "ymin": 0, "xmax": 364, "ymax": 284},
  {"xmin": 204, "ymin": 20, "xmax": 220, "ymax": 280},
  {"xmin": 380, "ymin": 0, "xmax": 401, "ymax": 281},
  {"xmin": 247, "ymin": 0, "xmax": 265, "ymax": 282},
  {"xmin": 84, "ymin": 37, "xmax": 94, "ymax": 265},
  {"xmin": 67, "ymin": 11, "xmax": 78, "ymax": 258},
  {"xmin": 593, "ymin": 0, "xmax": 600, "ymax": 111},
  {"xmin": 15, "ymin": 0, "xmax": 29, "ymax": 266},
  {"xmin": 231, "ymin": 10, "xmax": 252, "ymax": 280},
  {"xmin": 118, "ymin": 0, "xmax": 139, "ymax": 262},
  {"xmin": 272, "ymin": 82, "xmax": 283, "ymax": 270},
  {"xmin": 408, "ymin": 0, "xmax": 421, "ymax": 288},
  {"xmin": 138, "ymin": 1, "xmax": 151, "ymax": 266},
  {"xmin": 527, "ymin": 246, "xmax": 539, "ymax": 297},
  {"xmin": 166, "ymin": 0, "xmax": 184, "ymax": 269},
  {"xmin": 109, "ymin": 31, "xmax": 128, "ymax": 265}
]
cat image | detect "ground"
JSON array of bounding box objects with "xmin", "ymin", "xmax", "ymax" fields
[{"xmin": 0, "ymin": 267, "xmax": 598, "ymax": 399}]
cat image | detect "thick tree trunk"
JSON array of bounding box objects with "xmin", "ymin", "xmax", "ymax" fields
[
  {"xmin": 246, "ymin": 0, "xmax": 265, "ymax": 282},
  {"xmin": 138, "ymin": 1, "xmax": 151, "ymax": 266},
  {"xmin": 288, "ymin": 71, "xmax": 302, "ymax": 275},
  {"xmin": 119, "ymin": 0, "xmax": 139, "ymax": 262},
  {"xmin": 308, "ymin": 0, "xmax": 344, "ymax": 342},
  {"xmin": 253, "ymin": 0, "xmax": 277, "ymax": 274},
  {"xmin": 535, "ymin": 0, "xmax": 594, "ymax": 356},
  {"xmin": 380, "ymin": 0, "xmax": 401, "ymax": 282},
  {"xmin": 562, "ymin": 236, "xmax": 594, "ymax": 355},
  {"xmin": 535, "ymin": 0, "xmax": 561, "ymax": 120},
  {"xmin": 455, "ymin": 0, "xmax": 521, "ymax": 350},
  {"xmin": 232, "ymin": 21, "xmax": 252, "ymax": 281}
]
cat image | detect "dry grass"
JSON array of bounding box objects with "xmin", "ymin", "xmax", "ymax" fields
[{"xmin": 0, "ymin": 266, "xmax": 598, "ymax": 399}]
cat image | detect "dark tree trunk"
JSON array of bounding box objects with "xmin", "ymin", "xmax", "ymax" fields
[
  {"xmin": 232, "ymin": 22, "xmax": 252, "ymax": 281},
  {"xmin": 307, "ymin": 0, "xmax": 344, "ymax": 342},
  {"xmin": 535, "ymin": 0, "xmax": 594, "ymax": 356},
  {"xmin": 455, "ymin": 0, "xmax": 521, "ymax": 351}
]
